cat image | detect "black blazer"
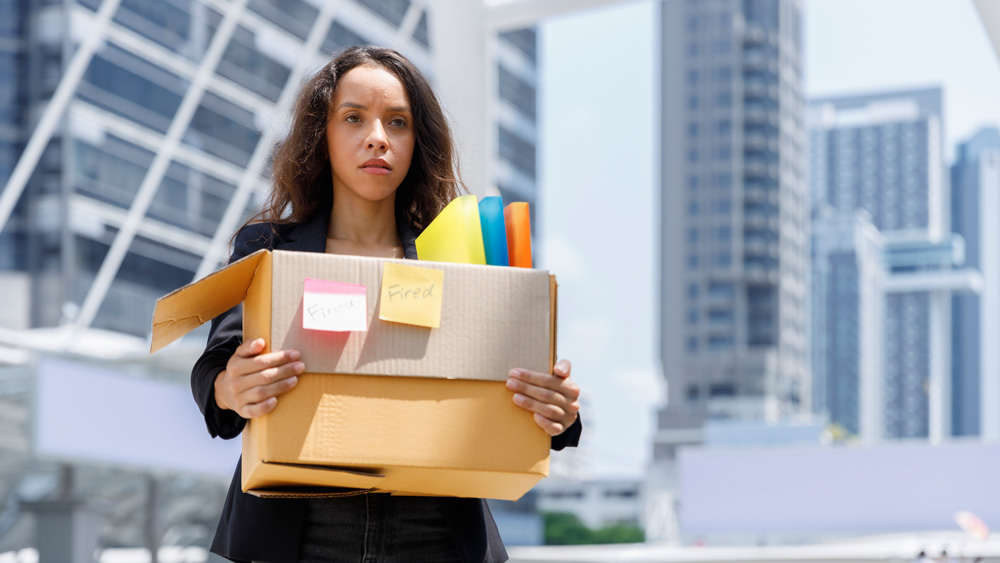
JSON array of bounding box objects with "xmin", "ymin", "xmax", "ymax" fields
[{"xmin": 191, "ymin": 209, "xmax": 582, "ymax": 563}]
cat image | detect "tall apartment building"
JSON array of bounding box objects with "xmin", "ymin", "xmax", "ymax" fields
[
  {"xmin": 809, "ymin": 87, "xmax": 948, "ymax": 440},
  {"xmin": 951, "ymin": 127, "xmax": 1000, "ymax": 439},
  {"xmin": 656, "ymin": 0, "xmax": 809, "ymax": 474},
  {"xmin": 0, "ymin": 0, "xmax": 541, "ymax": 338}
]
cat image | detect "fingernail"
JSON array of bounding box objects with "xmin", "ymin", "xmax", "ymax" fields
[
  {"xmin": 513, "ymin": 393, "xmax": 525, "ymax": 405},
  {"xmin": 509, "ymin": 369, "xmax": 520, "ymax": 378},
  {"xmin": 506, "ymin": 379, "xmax": 517, "ymax": 390},
  {"xmin": 288, "ymin": 376, "xmax": 298, "ymax": 386},
  {"xmin": 294, "ymin": 362, "xmax": 305, "ymax": 373},
  {"xmin": 289, "ymin": 350, "xmax": 301, "ymax": 360}
]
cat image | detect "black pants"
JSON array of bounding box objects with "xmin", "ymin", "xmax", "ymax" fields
[{"xmin": 258, "ymin": 493, "xmax": 463, "ymax": 563}]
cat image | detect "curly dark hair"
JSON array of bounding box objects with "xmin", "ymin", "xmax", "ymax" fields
[{"xmin": 258, "ymin": 45, "xmax": 463, "ymax": 230}]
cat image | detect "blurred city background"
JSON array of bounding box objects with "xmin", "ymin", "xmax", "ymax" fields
[{"xmin": 1, "ymin": 0, "xmax": 1000, "ymax": 561}]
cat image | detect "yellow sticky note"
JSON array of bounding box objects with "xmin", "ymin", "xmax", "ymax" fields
[{"xmin": 379, "ymin": 262, "xmax": 444, "ymax": 328}]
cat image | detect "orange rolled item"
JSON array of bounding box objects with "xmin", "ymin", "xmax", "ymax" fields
[{"xmin": 504, "ymin": 202, "xmax": 532, "ymax": 268}]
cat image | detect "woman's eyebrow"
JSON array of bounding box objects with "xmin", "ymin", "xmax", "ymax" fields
[{"xmin": 335, "ymin": 101, "xmax": 411, "ymax": 113}]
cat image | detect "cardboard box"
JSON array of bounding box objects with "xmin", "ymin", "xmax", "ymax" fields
[{"xmin": 150, "ymin": 249, "xmax": 557, "ymax": 500}]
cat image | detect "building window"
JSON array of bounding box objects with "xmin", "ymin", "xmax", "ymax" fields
[
  {"xmin": 688, "ymin": 149, "xmax": 699, "ymax": 162},
  {"xmin": 688, "ymin": 201, "xmax": 699, "ymax": 215},
  {"xmin": 687, "ymin": 282, "xmax": 699, "ymax": 298},
  {"xmin": 688, "ymin": 122, "xmax": 699, "ymax": 137},
  {"xmin": 714, "ymin": 200, "xmax": 731, "ymax": 214},
  {"xmin": 709, "ymin": 382, "xmax": 735, "ymax": 396},
  {"xmin": 687, "ymin": 175, "xmax": 699, "ymax": 190},
  {"xmin": 687, "ymin": 254, "xmax": 699, "ymax": 269},
  {"xmin": 708, "ymin": 282, "xmax": 733, "ymax": 298},
  {"xmin": 687, "ymin": 336, "xmax": 699, "ymax": 352},
  {"xmin": 708, "ymin": 336, "xmax": 734, "ymax": 351},
  {"xmin": 714, "ymin": 252, "xmax": 731, "ymax": 267},
  {"xmin": 687, "ymin": 228, "xmax": 698, "ymax": 243},
  {"xmin": 709, "ymin": 309, "xmax": 733, "ymax": 323},
  {"xmin": 687, "ymin": 308, "xmax": 698, "ymax": 324},
  {"xmin": 686, "ymin": 385, "xmax": 700, "ymax": 402}
]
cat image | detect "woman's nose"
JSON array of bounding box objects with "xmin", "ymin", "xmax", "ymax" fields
[{"xmin": 366, "ymin": 121, "xmax": 388, "ymax": 150}]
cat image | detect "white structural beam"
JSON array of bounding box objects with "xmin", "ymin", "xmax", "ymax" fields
[
  {"xmin": 74, "ymin": 0, "xmax": 249, "ymax": 330},
  {"xmin": 881, "ymin": 268, "xmax": 983, "ymax": 294},
  {"xmin": 428, "ymin": 0, "xmax": 493, "ymax": 198},
  {"xmin": 194, "ymin": 1, "xmax": 342, "ymax": 280},
  {"xmin": 486, "ymin": 0, "xmax": 635, "ymax": 31},
  {"xmin": 974, "ymin": 0, "xmax": 1000, "ymax": 64},
  {"xmin": 0, "ymin": 0, "xmax": 123, "ymax": 236},
  {"xmin": 392, "ymin": 0, "xmax": 425, "ymax": 49}
]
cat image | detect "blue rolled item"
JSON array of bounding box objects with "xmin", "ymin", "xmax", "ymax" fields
[{"xmin": 478, "ymin": 196, "xmax": 510, "ymax": 266}]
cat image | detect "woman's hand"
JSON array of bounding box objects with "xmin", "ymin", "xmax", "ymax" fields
[
  {"xmin": 214, "ymin": 338, "xmax": 304, "ymax": 419},
  {"xmin": 506, "ymin": 359, "xmax": 580, "ymax": 436}
]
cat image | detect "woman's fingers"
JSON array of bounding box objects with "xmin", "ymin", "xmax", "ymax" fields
[
  {"xmin": 217, "ymin": 341, "xmax": 304, "ymax": 418},
  {"xmin": 239, "ymin": 397, "xmax": 278, "ymax": 419},
  {"xmin": 506, "ymin": 366, "xmax": 581, "ymax": 436},
  {"xmin": 507, "ymin": 369, "xmax": 580, "ymax": 403}
]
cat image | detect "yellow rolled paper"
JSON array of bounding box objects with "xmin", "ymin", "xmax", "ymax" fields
[{"xmin": 416, "ymin": 195, "xmax": 487, "ymax": 265}]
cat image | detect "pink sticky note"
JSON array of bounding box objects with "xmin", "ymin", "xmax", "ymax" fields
[{"xmin": 302, "ymin": 278, "xmax": 368, "ymax": 332}]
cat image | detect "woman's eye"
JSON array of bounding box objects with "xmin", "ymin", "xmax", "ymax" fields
[
  {"xmin": 390, "ymin": 118, "xmax": 407, "ymax": 128},
  {"xmin": 345, "ymin": 114, "xmax": 360, "ymax": 123}
]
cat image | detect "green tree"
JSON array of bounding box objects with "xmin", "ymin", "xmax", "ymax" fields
[{"xmin": 542, "ymin": 512, "xmax": 645, "ymax": 545}]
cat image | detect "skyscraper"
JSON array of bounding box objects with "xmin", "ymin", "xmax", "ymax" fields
[
  {"xmin": 656, "ymin": 0, "xmax": 809, "ymax": 469},
  {"xmin": 809, "ymin": 87, "xmax": 948, "ymax": 440},
  {"xmin": 950, "ymin": 127, "xmax": 1000, "ymax": 438}
]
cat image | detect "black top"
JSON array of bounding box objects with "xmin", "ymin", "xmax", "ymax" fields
[{"xmin": 191, "ymin": 209, "xmax": 582, "ymax": 563}]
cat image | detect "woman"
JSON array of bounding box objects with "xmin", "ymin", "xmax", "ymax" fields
[{"xmin": 191, "ymin": 46, "xmax": 582, "ymax": 563}]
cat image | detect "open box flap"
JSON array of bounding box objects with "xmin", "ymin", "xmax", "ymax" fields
[{"xmin": 149, "ymin": 249, "xmax": 269, "ymax": 353}]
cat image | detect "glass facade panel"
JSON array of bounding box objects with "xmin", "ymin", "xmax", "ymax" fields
[
  {"xmin": 81, "ymin": 45, "xmax": 188, "ymax": 134},
  {"xmin": 113, "ymin": 0, "xmax": 195, "ymax": 57},
  {"xmin": 358, "ymin": 0, "xmax": 411, "ymax": 27},
  {"xmin": 498, "ymin": 66, "xmax": 536, "ymax": 120},
  {"xmin": 72, "ymin": 136, "xmax": 155, "ymax": 210},
  {"xmin": 500, "ymin": 29, "xmax": 536, "ymax": 60},
  {"xmin": 217, "ymin": 25, "xmax": 291, "ymax": 102},
  {"xmin": 184, "ymin": 92, "xmax": 261, "ymax": 166},
  {"xmin": 248, "ymin": 0, "xmax": 318, "ymax": 40},
  {"xmin": 498, "ymin": 126, "xmax": 535, "ymax": 177},
  {"xmin": 323, "ymin": 19, "xmax": 372, "ymax": 53}
]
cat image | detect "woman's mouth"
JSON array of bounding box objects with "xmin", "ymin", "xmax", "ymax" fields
[{"xmin": 361, "ymin": 159, "xmax": 391, "ymax": 175}]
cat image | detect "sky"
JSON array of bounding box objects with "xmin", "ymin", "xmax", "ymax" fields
[{"xmin": 537, "ymin": 0, "xmax": 1000, "ymax": 479}]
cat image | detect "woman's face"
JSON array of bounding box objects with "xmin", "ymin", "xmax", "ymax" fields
[{"xmin": 326, "ymin": 65, "xmax": 415, "ymax": 206}]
